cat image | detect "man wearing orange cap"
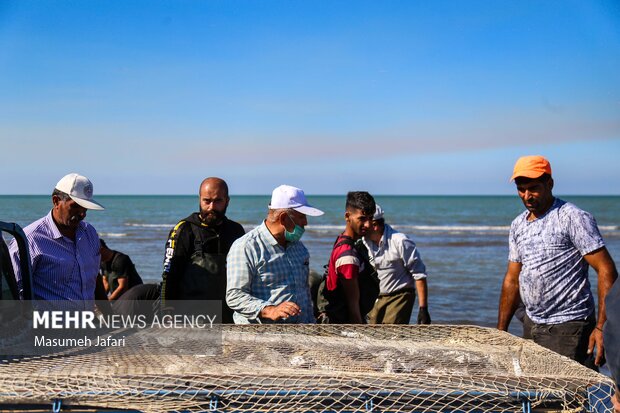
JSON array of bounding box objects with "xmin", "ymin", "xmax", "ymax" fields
[{"xmin": 498, "ymin": 156, "xmax": 618, "ymax": 369}]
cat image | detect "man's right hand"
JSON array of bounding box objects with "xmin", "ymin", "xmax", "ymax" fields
[
  {"xmin": 260, "ymin": 301, "xmax": 301, "ymax": 321},
  {"xmin": 417, "ymin": 307, "xmax": 431, "ymax": 324}
]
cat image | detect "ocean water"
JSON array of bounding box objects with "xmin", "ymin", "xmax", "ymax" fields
[{"xmin": 1, "ymin": 195, "xmax": 619, "ymax": 334}]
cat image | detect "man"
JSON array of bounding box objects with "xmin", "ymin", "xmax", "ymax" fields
[
  {"xmin": 226, "ymin": 184, "xmax": 323, "ymax": 324},
  {"xmin": 604, "ymin": 279, "xmax": 620, "ymax": 412},
  {"xmin": 497, "ymin": 155, "xmax": 618, "ymax": 368},
  {"xmin": 99, "ymin": 239, "xmax": 143, "ymax": 300},
  {"xmin": 161, "ymin": 177, "xmax": 245, "ymax": 323},
  {"xmin": 9, "ymin": 173, "xmax": 105, "ymax": 301},
  {"xmin": 363, "ymin": 204, "xmax": 431, "ymax": 324},
  {"xmin": 322, "ymin": 191, "xmax": 377, "ymax": 324}
]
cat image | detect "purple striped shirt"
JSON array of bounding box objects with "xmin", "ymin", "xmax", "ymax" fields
[{"xmin": 9, "ymin": 211, "xmax": 100, "ymax": 301}]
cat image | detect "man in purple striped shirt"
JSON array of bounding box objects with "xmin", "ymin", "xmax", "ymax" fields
[{"xmin": 9, "ymin": 173, "xmax": 105, "ymax": 301}]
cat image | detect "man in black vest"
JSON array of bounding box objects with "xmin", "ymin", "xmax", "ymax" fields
[{"xmin": 161, "ymin": 177, "xmax": 245, "ymax": 323}]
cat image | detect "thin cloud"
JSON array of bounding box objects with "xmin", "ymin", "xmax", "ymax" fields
[{"xmin": 173, "ymin": 114, "xmax": 620, "ymax": 166}]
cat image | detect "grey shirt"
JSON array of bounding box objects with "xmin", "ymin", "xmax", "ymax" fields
[
  {"xmin": 363, "ymin": 224, "xmax": 427, "ymax": 295},
  {"xmin": 509, "ymin": 198, "xmax": 604, "ymax": 324}
]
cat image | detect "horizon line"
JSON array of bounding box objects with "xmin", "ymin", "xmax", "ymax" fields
[{"xmin": 1, "ymin": 193, "xmax": 620, "ymax": 197}]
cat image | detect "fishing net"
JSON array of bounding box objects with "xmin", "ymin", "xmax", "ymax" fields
[{"xmin": 0, "ymin": 324, "xmax": 615, "ymax": 412}]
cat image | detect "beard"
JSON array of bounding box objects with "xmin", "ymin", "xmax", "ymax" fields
[
  {"xmin": 67, "ymin": 214, "xmax": 84, "ymax": 227},
  {"xmin": 199, "ymin": 208, "xmax": 226, "ymax": 225}
]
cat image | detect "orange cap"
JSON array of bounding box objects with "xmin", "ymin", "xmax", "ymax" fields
[{"xmin": 510, "ymin": 155, "xmax": 552, "ymax": 181}]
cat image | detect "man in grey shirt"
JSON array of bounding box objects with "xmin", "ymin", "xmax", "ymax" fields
[
  {"xmin": 497, "ymin": 155, "xmax": 617, "ymax": 368},
  {"xmin": 363, "ymin": 204, "xmax": 430, "ymax": 324}
]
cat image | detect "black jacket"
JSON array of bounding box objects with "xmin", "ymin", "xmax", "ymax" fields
[{"xmin": 161, "ymin": 213, "xmax": 245, "ymax": 303}]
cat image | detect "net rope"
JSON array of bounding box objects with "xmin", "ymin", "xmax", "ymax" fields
[{"xmin": 0, "ymin": 325, "xmax": 614, "ymax": 412}]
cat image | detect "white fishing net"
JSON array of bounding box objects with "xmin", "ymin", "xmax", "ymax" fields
[{"xmin": 0, "ymin": 325, "xmax": 615, "ymax": 413}]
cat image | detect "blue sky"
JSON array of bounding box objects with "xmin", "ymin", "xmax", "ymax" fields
[{"xmin": 1, "ymin": 1, "xmax": 619, "ymax": 195}]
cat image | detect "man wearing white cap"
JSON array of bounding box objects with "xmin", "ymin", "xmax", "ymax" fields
[
  {"xmin": 363, "ymin": 204, "xmax": 431, "ymax": 325},
  {"xmin": 9, "ymin": 173, "xmax": 105, "ymax": 301},
  {"xmin": 226, "ymin": 184, "xmax": 323, "ymax": 324}
]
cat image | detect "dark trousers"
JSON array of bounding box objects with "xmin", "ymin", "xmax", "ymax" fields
[
  {"xmin": 368, "ymin": 288, "xmax": 415, "ymax": 324},
  {"xmin": 523, "ymin": 313, "xmax": 597, "ymax": 370}
]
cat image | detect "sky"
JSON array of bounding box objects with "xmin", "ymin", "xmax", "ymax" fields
[{"xmin": 0, "ymin": 1, "xmax": 619, "ymax": 195}]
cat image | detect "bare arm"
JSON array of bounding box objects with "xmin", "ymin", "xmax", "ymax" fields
[
  {"xmin": 101, "ymin": 274, "xmax": 110, "ymax": 293},
  {"xmin": 341, "ymin": 278, "xmax": 363, "ymax": 324},
  {"xmin": 416, "ymin": 278, "xmax": 428, "ymax": 308},
  {"xmin": 497, "ymin": 261, "xmax": 523, "ymax": 331},
  {"xmin": 107, "ymin": 277, "xmax": 128, "ymax": 301},
  {"xmin": 94, "ymin": 275, "xmax": 113, "ymax": 315},
  {"xmin": 584, "ymin": 247, "xmax": 618, "ymax": 366}
]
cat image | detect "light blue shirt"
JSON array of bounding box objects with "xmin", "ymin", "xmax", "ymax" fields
[
  {"xmin": 9, "ymin": 211, "xmax": 101, "ymax": 302},
  {"xmin": 509, "ymin": 198, "xmax": 604, "ymax": 324},
  {"xmin": 226, "ymin": 221, "xmax": 315, "ymax": 324}
]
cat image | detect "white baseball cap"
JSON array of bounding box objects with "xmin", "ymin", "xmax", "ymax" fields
[
  {"xmin": 373, "ymin": 204, "xmax": 384, "ymax": 220},
  {"xmin": 269, "ymin": 185, "xmax": 323, "ymax": 216},
  {"xmin": 55, "ymin": 173, "xmax": 105, "ymax": 210}
]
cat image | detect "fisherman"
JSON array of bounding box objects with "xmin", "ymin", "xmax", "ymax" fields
[
  {"xmin": 161, "ymin": 177, "xmax": 245, "ymax": 323},
  {"xmin": 226, "ymin": 184, "xmax": 323, "ymax": 324},
  {"xmin": 321, "ymin": 191, "xmax": 377, "ymax": 324},
  {"xmin": 363, "ymin": 204, "xmax": 431, "ymax": 324},
  {"xmin": 9, "ymin": 173, "xmax": 105, "ymax": 301},
  {"xmin": 99, "ymin": 239, "xmax": 143, "ymax": 300},
  {"xmin": 497, "ymin": 155, "xmax": 618, "ymax": 368}
]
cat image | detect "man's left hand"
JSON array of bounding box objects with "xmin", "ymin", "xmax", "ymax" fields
[
  {"xmin": 588, "ymin": 327, "xmax": 605, "ymax": 366},
  {"xmin": 612, "ymin": 389, "xmax": 620, "ymax": 413},
  {"xmin": 417, "ymin": 307, "xmax": 431, "ymax": 325}
]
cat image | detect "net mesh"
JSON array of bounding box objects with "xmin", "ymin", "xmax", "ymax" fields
[{"xmin": 0, "ymin": 324, "xmax": 614, "ymax": 412}]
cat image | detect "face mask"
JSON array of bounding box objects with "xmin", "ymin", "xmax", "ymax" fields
[{"xmin": 284, "ymin": 214, "xmax": 305, "ymax": 242}]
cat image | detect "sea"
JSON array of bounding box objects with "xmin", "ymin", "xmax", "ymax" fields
[{"xmin": 1, "ymin": 195, "xmax": 619, "ymax": 335}]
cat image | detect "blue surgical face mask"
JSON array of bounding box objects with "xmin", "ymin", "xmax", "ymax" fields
[{"xmin": 284, "ymin": 213, "xmax": 305, "ymax": 242}]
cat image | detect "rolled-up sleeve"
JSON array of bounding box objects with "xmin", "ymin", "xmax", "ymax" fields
[
  {"xmin": 226, "ymin": 238, "xmax": 271, "ymax": 322},
  {"xmin": 400, "ymin": 237, "xmax": 427, "ymax": 280}
]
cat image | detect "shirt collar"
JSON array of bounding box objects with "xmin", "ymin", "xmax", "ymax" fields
[
  {"xmin": 44, "ymin": 210, "xmax": 86, "ymax": 240},
  {"xmin": 44, "ymin": 210, "xmax": 63, "ymax": 240},
  {"xmin": 524, "ymin": 197, "xmax": 560, "ymax": 222},
  {"xmin": 378, "ymin": 223, "xmax": 393, "ymax": 248},
  {"xmin": 258, "ymin": 221, "xmax": 280, "ymax": 247}
]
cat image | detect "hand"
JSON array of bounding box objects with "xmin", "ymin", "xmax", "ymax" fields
[
  {"xmin": 417, "ymin": 307, "xmax": 431, "ymax": 324},
  {"xmin": 260, "ymin": 301, "xmax": 301, "ymax": 321},
  {"xmin": 587, "ymin": 327, "xmax": 605, "ymax": 366}
]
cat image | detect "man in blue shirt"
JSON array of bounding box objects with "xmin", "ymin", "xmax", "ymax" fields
[
  {"xmin": 226, "ymin": 185, "xmax": 323, "ymax": 324},
  {"xmin": 9, "ymin": 173, "xmax": 105, "ymax": 301},
  {"xmin": 497, "ymin": 156, "xmax": 618, "ymax": 368}
]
